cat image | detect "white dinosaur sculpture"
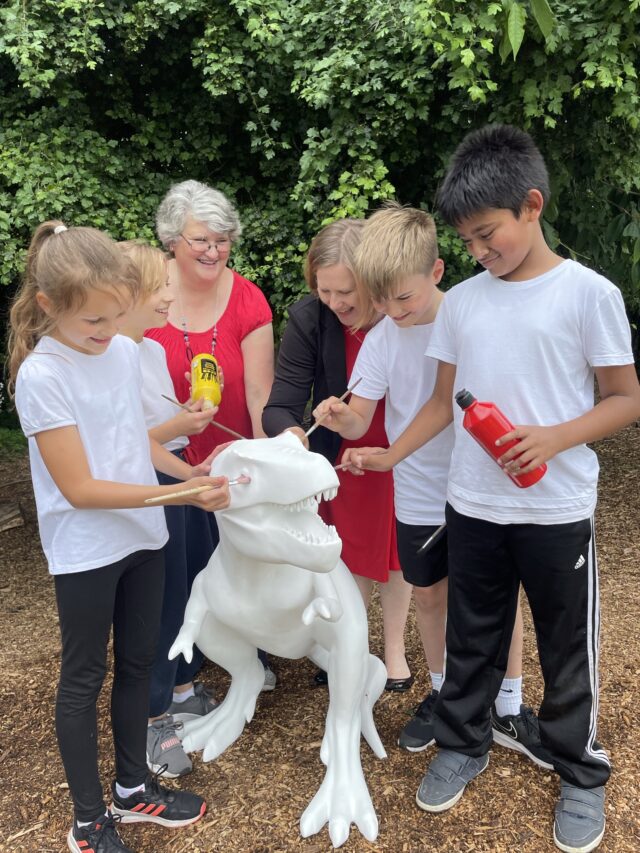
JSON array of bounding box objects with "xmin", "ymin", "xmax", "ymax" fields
[{"xmin": 168, "ymin": 431, "xmax": 387, "ymax": 848}]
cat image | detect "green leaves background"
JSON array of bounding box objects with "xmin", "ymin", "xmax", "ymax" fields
[{"xmin": 1, "ymin": 0, "xmax": 639, "ymax": 344}]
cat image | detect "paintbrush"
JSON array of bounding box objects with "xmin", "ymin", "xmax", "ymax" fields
[
  {"xmin": 160, "ymin": 394, "xmax": 247, "ymax": 440},
  {"xmin": 416, "ymin": 522, "xmax": 447, "ymax": 554},
  {"xmin": 304, "ymin": 377, "xmax": 363, "ymax": 438},
  {"xmin": 144, "ymin": 475, "xmax": 250, "ymax": 505}
]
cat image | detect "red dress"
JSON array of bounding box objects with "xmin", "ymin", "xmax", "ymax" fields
[
  {"xmin": 146, "ymin": 271, "xmax": 272, "ymax": 465},
  {"xmin": 319, "ymin": 327, "xmax": 400, "ymax": 582}
]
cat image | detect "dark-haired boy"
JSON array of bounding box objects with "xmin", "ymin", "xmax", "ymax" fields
[{"xmin": 349, "ymin": 125, "xmax": 640, "ymax": 853}]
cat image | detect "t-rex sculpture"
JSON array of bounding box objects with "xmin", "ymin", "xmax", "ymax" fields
[{"xmin": 168, "ymin": 431, "xmax": 387, "ymax": 848}]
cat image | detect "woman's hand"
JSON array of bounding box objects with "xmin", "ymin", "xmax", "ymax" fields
[
  {"xmin": 311, "ymin": 396, "xmax": 356, "ymax": 433},
  {"xmin": 283, "ymin": 426, "xmax": 309, "ymax": 449}
]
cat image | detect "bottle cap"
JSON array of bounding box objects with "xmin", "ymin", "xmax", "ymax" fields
[{"xmin": 455, "ymin": 389, "xmax": 476, "ymax": 409}]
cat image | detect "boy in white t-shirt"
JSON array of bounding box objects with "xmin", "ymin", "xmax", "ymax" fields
[
  {"xmin": 340, "ymin": 127, "xmax": 640, "ymax": 853},
  {"xmin": 313, "ymin": 204, "xmax": 550, "ymax": 768}
]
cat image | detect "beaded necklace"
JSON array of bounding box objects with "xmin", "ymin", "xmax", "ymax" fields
[
  {"xmin": 177, "ymin": 286, "xmax": 220, "ymax": 363},
  {"xmin": 180, "ymin": 318, "xmax": 218, "ymax": 364}
]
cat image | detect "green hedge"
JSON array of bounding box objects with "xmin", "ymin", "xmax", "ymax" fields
[{"xmin": 1, "ymin": 0, "xmax": 639, "ymax": 347}]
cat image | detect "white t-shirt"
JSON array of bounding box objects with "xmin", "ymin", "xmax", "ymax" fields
[
  {"xmin": 427, "ymin": 259, "xmax": 635, "ymax": 524},
  {"xmin": 138, "ymin": 338, "xmax": 188, "ymax": 453},
  {"xmin": 15, "ymin": 335, "xmax": 168, "ymax": 574},
  {"xmin": 351, "ymin": 318, "xmax": 454, "ymax": 525}
]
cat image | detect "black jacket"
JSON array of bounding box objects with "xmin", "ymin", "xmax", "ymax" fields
[{"xmin": 262, "ymin": 294, "xmax": 347, "ymax": 463}]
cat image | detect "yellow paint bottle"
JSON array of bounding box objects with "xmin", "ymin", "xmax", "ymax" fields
[{"xmin": 190, "ymin": 353, "xmax": 222, "ymax": 409}]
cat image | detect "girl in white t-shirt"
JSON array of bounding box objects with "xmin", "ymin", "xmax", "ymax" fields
[
  {"xmin": 8, "ymin": 222, "xmax": 230, "ymax": 853},
  {"xmin": 118, "ymin": 241, "xmax": 220, "ymax": 779}
]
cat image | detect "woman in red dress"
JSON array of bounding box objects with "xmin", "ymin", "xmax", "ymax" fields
[{"xmin": 263, "ymin": 220, "xmax": 412, "ymax": 688}]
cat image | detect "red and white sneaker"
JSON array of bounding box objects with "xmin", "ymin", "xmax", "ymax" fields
[
  {"xmin": 111, "ymin": 772, "xmax": 206, "ymax": 828},
  {"xmin": 67, "ymin": 811, "xmax": 134, "ymax": 852}
]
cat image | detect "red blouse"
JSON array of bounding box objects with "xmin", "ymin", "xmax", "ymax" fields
[{"xmin": 146, "ymin": 270, "xmax": 272, "ymax": 464}]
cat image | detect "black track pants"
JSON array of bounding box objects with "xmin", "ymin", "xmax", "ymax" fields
[
  {"xmin": 434, "ymin": 504, "xmax": 610, "ymax": 789},
  {"xmin": 54, "ymin": 549, "xmax": 165, "ymax": 822}
]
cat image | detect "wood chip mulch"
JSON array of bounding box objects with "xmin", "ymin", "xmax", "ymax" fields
[{"xmin": 0, "ymin": 425, "xmax": 639, "ymax": 852}]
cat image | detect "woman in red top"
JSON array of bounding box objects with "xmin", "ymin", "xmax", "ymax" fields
[
  {"xmin": 148, "ymin": 180, "xmax": 276, "ymax": 689},
  {"xmin": 263, "ymin": 220, "xmax": 412, "ymax": 687},
  {"xmin": 148, "ymin": 180, "xmax": 273, "ymax": 464}
]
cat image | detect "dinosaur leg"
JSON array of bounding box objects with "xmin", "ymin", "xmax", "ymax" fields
[
  {"xmin": 300, "ymin": 642, "xmax": 379, "ymax": 848},
  {"xmin": 360, "ymin": 654, "xmax": 387, "ymax": 758},
  {"xmin": 180, "ymin": 615, "xmax": 264, "ymax": 761}
]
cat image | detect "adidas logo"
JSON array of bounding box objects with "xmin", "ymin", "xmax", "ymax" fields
[{"xmin": 574, "ymin": 554, "xmax": 586, "ymax": 570}]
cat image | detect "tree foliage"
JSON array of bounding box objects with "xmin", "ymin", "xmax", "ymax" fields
[{"xmin": 1, "ymin": 0, "xmax": 639, "ymax": 345}]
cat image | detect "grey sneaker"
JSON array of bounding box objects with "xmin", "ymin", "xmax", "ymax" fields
[
  {"xmin": 553, "ymin": 782, "xmax": 605, "ymax": 853},
  {"xmin": 168, "ymin": 682, "xmax": 218, "ymax": 722},
  {"xmin": 262, "ymin": 665, "xmax": 277, "ymax": 692},
  {"xmin": 491, "ymin": 704, "xmax": 554, "ymax": 769},
  {"xmin": 146, "ymin": 716, "xmax": 191, "ymax": 778},
  {"xmin": 416, "ymin": 749, "xmax": 489, "ymax": 813}
]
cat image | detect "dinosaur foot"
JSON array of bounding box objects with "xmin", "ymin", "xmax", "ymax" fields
[{"xmin": 299, "ymin": 768, "xmax": 378, "ymax": 848}]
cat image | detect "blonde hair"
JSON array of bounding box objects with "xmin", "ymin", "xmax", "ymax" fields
[
  {"xmin": 118, "ymin": 240, "xmax": 167, "ymax": 299},
  {"xmin": 304, "ymin": 218, "xmax": 377, "ymax": 329},
  {"xmin": 7, "ymin": 221, "xmax": 138, "ymax": 395},
  {"xmin": 354, "ymin": 203, "xmax": 439, "ymax": 304}
]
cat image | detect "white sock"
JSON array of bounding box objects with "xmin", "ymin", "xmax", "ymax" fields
[
  {"xmin": 77, "ymin": 812, "xmax": 109, "ymax": 828},
  {"xmin": 430, "ymin": 671, "xmax": 444, "ymax": 693},
  {"xmin": 496, "ymin": 676, "xmax": 523, "ymax": 717},
  {"xmin": 115, "ymin": 781, "xmax": 145, "ymax": 799},
  {"xmin": 172, "ymin": 686, "xmax": 195, "ymax": 703}
]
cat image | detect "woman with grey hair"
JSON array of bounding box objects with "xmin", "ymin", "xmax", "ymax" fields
[
  {"xmin": 146, "ymin": 180, "xmax": 276, "ymax": 711},
  {"xmin": 149, "ymin": 180, "xmax": 274, "ymax": 457}
]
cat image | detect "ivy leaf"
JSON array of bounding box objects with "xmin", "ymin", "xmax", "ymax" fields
[{"xmin": 530, "ymin": 0, "xmax": 555, "ymax": 40}]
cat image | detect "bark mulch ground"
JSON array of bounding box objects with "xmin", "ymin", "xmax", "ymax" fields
[{"xmin": 0, "ymin": 426, "xmax": 639, "ymax": 852}]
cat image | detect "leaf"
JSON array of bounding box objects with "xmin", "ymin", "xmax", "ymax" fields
[
  {"xmin": 530, "ymin": 0, "xmax": 555, "ymax": 40},
  {"xmin": 499, "ymin": 28, "xmax": 512, "ymax": 63},
  {"xmin": 507, "ymin": 2, "xmax": 526, "ymax": 60}
]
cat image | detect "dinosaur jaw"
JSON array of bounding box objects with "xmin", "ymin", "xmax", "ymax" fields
[{"xmin": 220, "ymin": 497, "xmax": 342, "ymax": 572}]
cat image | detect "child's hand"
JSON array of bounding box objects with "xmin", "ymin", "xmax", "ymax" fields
[
  {"xmin": 184, "ymin": 476, "xmax": 230, "ymax": 511},
  {"xmin": 191, "ymin": 441, "xmax": 237, "ymax": 476},
  {"xmin": 496, "ymin": 424, "xmax": 563, "ymax": 474},
  {"xmin": 177, "ymin": 397, "xmax": 217, "ymax": 436},
  {"xmin": 343, "ymin": 446, "xmax": 392, "ymax": 472},
  {"xmin": 339, "ymin": 447, "xmax": 366, "ymax": 476},
  {"xmin": 284, "ymin": 426, "xmax": 309, "ymax": 449},
  {"xmin": 311, "ymin": 397, "xmax": 353, "ymax": 433}
]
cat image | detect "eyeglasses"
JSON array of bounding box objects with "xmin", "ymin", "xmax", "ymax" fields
[{"xmin": 179, "ymin": 234, "xmax": 231, "ymax": 254}]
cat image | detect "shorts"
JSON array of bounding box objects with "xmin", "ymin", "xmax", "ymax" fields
[{"xmin": 395, "ymin": 518, "xmax": 448, "ymax": 588}]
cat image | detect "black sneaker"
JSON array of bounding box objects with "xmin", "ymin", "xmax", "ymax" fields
[
  {"xmin": 398, "ymin": 689, "xmax": 439, "ymax": 752},
  {"xmin": 491, "ymin": 703, "xmax": 554, "ymax": 769},
  {"xmin": 67, "ymin": 812, "xmax": 134, "ymax": 853},
  {"xmin": 111, "ymin": 771, "xmax": 206, "ymax": 828}
]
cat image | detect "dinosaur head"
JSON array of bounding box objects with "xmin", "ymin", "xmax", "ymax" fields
[{"xmin": 213, "ymin": 432, "xmax": 342, "ymax": 571}]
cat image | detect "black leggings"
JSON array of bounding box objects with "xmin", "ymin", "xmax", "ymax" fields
[{"xmin": 54, "ymin": 549, "xmax": 164, "ymax": 822}]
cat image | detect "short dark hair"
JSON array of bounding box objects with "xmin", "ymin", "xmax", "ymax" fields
[{"xmin": 436, "ymin": 124, "xmax": 550, "ymax": 226}]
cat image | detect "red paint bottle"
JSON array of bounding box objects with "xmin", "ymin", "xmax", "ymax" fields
[{"xmin": 454, "ymin": 389, "xmax": 547, "ymax": 488}]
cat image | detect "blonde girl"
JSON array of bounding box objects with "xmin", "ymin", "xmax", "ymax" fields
[
  {"xmin": 9, "ymin": 222, "xmax": 230, "ymax": 853},
  {"xmin": 118, "ymin": 240, "xmax": 220, "ymax": 780}
]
